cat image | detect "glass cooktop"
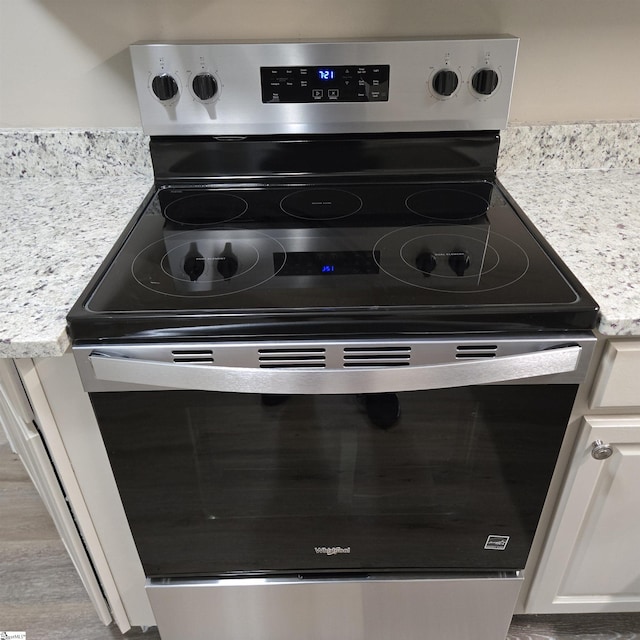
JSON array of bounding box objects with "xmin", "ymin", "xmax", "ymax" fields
[{"xmin": 84, "ymin": 181, "xmax": 583, "ymax": 314}]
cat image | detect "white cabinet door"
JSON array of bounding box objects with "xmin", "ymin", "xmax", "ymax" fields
[
  {"xmin": 590, "ymin": 340, "xmax": 640, "ymax": 408},
  {"xmin": 524, "ymin": 416, "xmax": 640, "ymax": 612},
  {"xmin": 0, "ymin": 359, "xmax": 112, "ymax": 624}
]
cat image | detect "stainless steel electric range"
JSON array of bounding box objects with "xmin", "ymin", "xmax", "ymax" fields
[{"xmin": 68, "ymin": 37, "xmax": 599, "ymax": 640}]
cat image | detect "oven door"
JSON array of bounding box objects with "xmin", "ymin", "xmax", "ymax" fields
[{"xmin": 75, "ymin": 334, "xmax": 594, "ymax": 578}]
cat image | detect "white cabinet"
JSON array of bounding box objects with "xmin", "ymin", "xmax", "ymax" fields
[
  {"xmin": 524, "ymin": 338, "xmax": 640, "ymax": 613},
  {"xmin": 591, "ymin": 341, "xmax": 640, "ymax": 408},
  {"xmin": 0, "ymin": 358, "xmax": 112, "ymax": 624},
  {"xmin": 13, "ymin": 354, "xmax": 155, "ymax": 631}
]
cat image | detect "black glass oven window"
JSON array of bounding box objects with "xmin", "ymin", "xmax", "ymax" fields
[{"xmin": 91, "ymin": 385, "xmax": 577, "ymax": 578}]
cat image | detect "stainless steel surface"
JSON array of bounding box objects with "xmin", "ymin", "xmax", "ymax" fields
[
  {"xmin": 146, "ymin": 572, "xmax": 523, "ymax": 640},
  {"xmin": 130, "ymin": 37, "xmax": 519, "ymax": 136},
  {"xmin": 74, "ymin": 334, "xmax": 596, "ymax": 393},
  {"xmin": 591, "ymin": 439, "xmax": 614, "ymax": 460}
]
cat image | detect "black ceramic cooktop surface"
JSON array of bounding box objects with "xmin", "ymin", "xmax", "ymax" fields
[
  {"xmin": 67, "ymin": 179, "xmax": 599, "ymax": 340},
  {"xmin": 85, "ymin": 181, "xmax": 579, "ymax": 311}
]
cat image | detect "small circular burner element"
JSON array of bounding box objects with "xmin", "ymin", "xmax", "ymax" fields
[
  {"xmin": 164, "ymin": 193, "xmax": 248, "ymax": 226},
  {"xmin": 280, "ymin": 189, "xmax": 363, "ymax": 220},
  {"xmin": 406, "ymin": 187, "xmax": 490, "ymax": 222}
]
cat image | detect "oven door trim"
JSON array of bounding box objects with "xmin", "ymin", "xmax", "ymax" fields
[{"xmin": 75, "ymin": 334, "xmax": 595, "ymax": 394}]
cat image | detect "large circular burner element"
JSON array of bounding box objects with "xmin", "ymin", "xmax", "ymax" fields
[
  {"xmin": 406, "ymin": 187, "xmax": 490, "ymax": 222},
  {"xmin": 164, "ymin": 193, "xmax": 248, "ymax": 226},
  {"xmin": 280, "ymin": 189, "xmax": 363, "ymax": 220},
  {"xmin": 373, "ymin": 227, "xmax": 530, "ymax": 294},
  {"xmin": 131, "ymin": 230, "xmax": 287, "ymax": 298}
]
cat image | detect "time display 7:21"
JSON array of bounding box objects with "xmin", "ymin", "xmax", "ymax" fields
[{"xmin": 318, "ymin": 69, "xmax": 336, "ymax": 81}]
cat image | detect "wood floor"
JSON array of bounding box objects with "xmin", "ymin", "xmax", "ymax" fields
[{"xmin": 2, "ymin": 432, "xmax": 640, "ymax": 640}]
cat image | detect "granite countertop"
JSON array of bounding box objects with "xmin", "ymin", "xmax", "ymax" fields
[
  {"xmin": 1, "ymin": 124, "xmax": 639, "ymax": 359},
  {"xmin": 499, "ymin": 169, "xmax": 640, "ymax": 336},
  {"xmin": 0, "ymin": 175, "xmax": 151, "ymax": 358}
]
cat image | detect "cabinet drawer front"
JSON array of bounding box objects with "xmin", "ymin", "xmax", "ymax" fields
[{"xmin": 591, "ymin": 341, "xmax": 640, "ymax": 408}]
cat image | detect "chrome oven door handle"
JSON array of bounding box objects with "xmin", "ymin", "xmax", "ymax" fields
[{"xmin": 88, "ymin": 345, "xmax": 582, "ymax": 394}]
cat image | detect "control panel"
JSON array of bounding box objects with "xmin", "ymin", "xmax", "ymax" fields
[
  {"xmin": 260, "ymin": 65, "xmax": 390, "ymax": 103},
  {"xmin": 130, "ymin": 37, "xmax": 519, "ymax": 136}
]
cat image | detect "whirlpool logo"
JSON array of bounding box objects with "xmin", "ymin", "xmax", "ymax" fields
[{"xmin": 315, "ymin": 546, "xmax": 351, "ymax": 556}]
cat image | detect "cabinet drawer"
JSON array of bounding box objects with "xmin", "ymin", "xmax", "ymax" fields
[{"xmin": 591, "ymin": 340, "xmax": 640, "ymax": 408}]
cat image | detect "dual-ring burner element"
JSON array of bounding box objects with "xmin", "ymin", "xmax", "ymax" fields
[
  {"xmin": 373, "ymin": 227, "xmax": 530, "ymax": 293},
  {"xmin": 131, "ymin": 230, "xmax": 287, "ymax": 298}
]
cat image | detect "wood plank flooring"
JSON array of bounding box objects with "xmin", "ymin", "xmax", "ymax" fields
[{"xmin": 2, "ymin": 432, "xmax": 640, "ymax": 640}]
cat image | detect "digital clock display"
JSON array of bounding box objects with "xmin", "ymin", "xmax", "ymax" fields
[
  {"xmin": 318, "ymin": 69, "xmax": 335, "ymax": 81},
  {"xmin": 274, "ymin": 251, "xmax": 380, "ymax": 276}
]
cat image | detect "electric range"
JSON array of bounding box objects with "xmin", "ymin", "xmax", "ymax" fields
[{"xmin": 67, "ymin": 37, "xmax": 599, "ymax": 640}]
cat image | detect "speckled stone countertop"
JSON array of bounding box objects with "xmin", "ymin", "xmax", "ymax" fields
[
  {"xmin": 1, "ymin": 130, "xmax": 153, "ymax": 358},
  {"xmin": 499, "ymin": 169, "xmax": 640, "ymax": 336},
  {"xmin": 1, "ymin": 123, "xmax": 639, "ymax": 358}
]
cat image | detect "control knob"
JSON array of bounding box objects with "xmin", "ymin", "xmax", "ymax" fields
[
  {"xmin": 192, "ymin": 73, "xmax": 218, "ymax": 101},
  {"xmin": 432, "ymin": 69, "xmax": 459, "ymax": 97},
  {"xmin": 217, "ymin": 242, "xmax": 239, "ymax": 280},
  {"xmin": 449, "ymin": 251, "xmax": 471, "ymax": 276},
  {"xmin": 151, "ymin": 73, "xmax": 179, "ymax": 102},
  {"xmin": 471, "ymin": 69, "xmax": 499, "ymax": 96},
  {"xmin": 183, "ymin": 243, "xmax": 205, "ymax": 282},
  {"xmin": 415, "ymin": 251, "xmax": 437, "ymax": 275}
]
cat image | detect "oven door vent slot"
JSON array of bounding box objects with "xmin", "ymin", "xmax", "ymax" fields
[
  {"xmin": 343, "ymin": 346, "xmax": 411, "ymax": 368},
  {"xmin": 258, "ymin": 348, "xmax": 326, "ymax": 369},
  {"xmin": 455, "ymin": 345, "xmax": 498, "ymax": 359},
  {"xmin": 171, "ymin": 349, "xmax": 215, "ymax": 364}
]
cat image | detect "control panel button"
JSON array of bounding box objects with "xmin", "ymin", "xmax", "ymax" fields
[
  {"xmin": 192, "ymin": 73, "xmax": 218, "ymax": 101},
  {"xmin": 471, "ymin": 68, "xmax": 499, "ymax": 95},
  {"xmin": 151, "ymin": 74, "xmax": 179, "ymax": 102},
  {"xmin": 432, "ymin": 69, "xmax": 459, "ymax": 97}
]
